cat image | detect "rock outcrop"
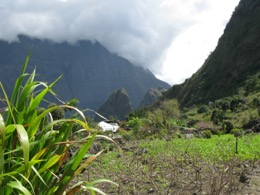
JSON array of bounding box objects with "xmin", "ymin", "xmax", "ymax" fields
[
  {"xmin": 139, "ymin": 87, "xmax": 167, "ymax": 107},
  {"xmin": 96, "ymin": 88, "xmax": 133, "ymax": 121}
]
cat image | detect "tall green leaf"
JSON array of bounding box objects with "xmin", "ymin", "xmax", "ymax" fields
[
  {"xmin": 7, "ymin": 180, "xmax": 32, "ymax": 195},
  {"xmin": 55, "ymin": 134, "xmax": 96, "ymax": 194},
  {"xmin": 0, "ymin": 53, "xmax": 110, "ymax": 194},
  {"xmin": 0, "ymin": 82, "xmax": 16, "ymax": 124},
  {"xmin": 7, "ymin": 51, "xmax": 32, "ymax": 124},
  {"xmin": 38, "ymin": 154, "xmax": 61, "ymax": 174},
  {"xmin": 15, "ymin": 125, "xmax": 30, "ymax": 173},
  {"xmin": 0, "ymin": 114, "xmax": 5, "ymax": 185}
]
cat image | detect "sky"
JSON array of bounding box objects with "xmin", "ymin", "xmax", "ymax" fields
[{"xmin": 0, "ymin": 0, "xmax": 240, "ymax": 85}]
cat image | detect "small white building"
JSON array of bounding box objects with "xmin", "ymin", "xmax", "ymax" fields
[{"xmin": 98, "ymin": 121, "xmax": 119, "ymax": 132}]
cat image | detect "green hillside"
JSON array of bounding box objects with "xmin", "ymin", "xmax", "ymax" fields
[{"xmin": 164, "ymin": 0, "xmax": 260, "ymax": 106}]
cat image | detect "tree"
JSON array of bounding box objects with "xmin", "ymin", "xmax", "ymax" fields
[{"xmin": 158, "ymin": 99, "xmax": 180, "ymax": 128}]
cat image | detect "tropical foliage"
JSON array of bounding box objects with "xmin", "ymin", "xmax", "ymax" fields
[{"xmin": 0, "ymin": 54, "xmax": 115, "ymax": 194}]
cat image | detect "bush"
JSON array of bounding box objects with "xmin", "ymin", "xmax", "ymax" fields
[
  {"xmin": 250, "ymin": 97, "xmax": 260, "ymax": 108},
  {"xmin": 244, "ymin": 73, "xmax": 260, "ymax": 94},
  {"xmin": 230, "ymin": 98, "xmax": 245, "ymax": 112},
  {"xmin": 126, "ymin": 117, "xmax": 143, "ymax": 131},
  {"xmin": 197, "ymin": 105, "xmax": 209, "ymax": 114},
  {"xmin": 211, "ymin": 109, "xmax": 224, "ymax": 125},
  {"xmin": 221, "ymin": 100, "xmax": 230, "ymax": 111},
  {"xmin": 201, "ymin": 130, "xmax": 212, "ymax": 138},
  {"xmin": 222, "ymin": 121, "xmax": 234, "ymax": 134},
  {"xmin": 230, "ymin": 128, "xmax": 244, "ymax": 137},
  {"xmin": 158, "ymin": 99, "xmax": 180, "ymax": 127},
  {"xmin": 187, "ymin": 119, "xmax": 197, "ymax": 127},
  {"xmin": 119, "ymin": 129, "xmax": 133, "ymax": 141},
  {"xmin": 210, "ymin": 129, "xmax": 222, "ymax": 136}
]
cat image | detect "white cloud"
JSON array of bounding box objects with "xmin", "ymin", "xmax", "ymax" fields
[
  {"xmin": 158, "ymin": 0, "xmax": 240, "ymax": 84},
  {"xmin": 0, "ymin": 0, "xmax": 240, "ymax": 84}
]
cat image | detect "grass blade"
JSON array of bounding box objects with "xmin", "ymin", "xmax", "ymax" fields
[
  {"xmin": 17, "ymin": 81, "xmax": 39, "ymax": 112},
  {"xmin": 56, "ymin": 134, "xmax": 96, "ymax": 194},
  {"xmin": 84, "ymin": 186, "xmax": 106, "ymax": 195},
  {"xmin": 71, "ymin": 135, "xmax": 96, "ymax": 171},
  {"xmin": 7, "ymin": 180, "xmax": 32, "ymax": 195},
  {"xmin": 74, "ymin": 151, "xmax": 102, "ymax": 175},
  {"xmin": 38, "ymin": 154, "xmax": 61, "ymax": 174},
  {"xmin": 6, "ymin": 51, "xmax": 32, "ymax": 124},
  {"xmin": 0, "ymin": 82, "xmax": 16, "ymax": 124},
  {"xmin": 88, "ymin": 179, "xmax": 118, "ymax": 187},
  {"xmin": 31, "ymin": 165, "xmax": 48, "ymax": 187},
  {"xmin": 15, "ymin": 124, "xmax": 30, "ymax": 173},
  {"xmin": 0, "ymin": 114, "xmax": 5, "ymax": 185},
  {"xmin": 27, "ymin": 77, "xmax": 62, "ymax": 116},
  {"xmin": 66, "ymin": 182, "xmax": 83, "ymax": 195}
]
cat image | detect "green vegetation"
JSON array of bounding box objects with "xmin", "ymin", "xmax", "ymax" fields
[
  {"xmin": 1, "ymin": 1, "xmax": 259, "ymax": 193},
  {"xmin": 87, "ymin": 83, "xmax": 260, "ymax": 193},
  {"xmin": 87, "ymin": 134, "xmax": 260, "ymax": 194},
  {"xmin": 164, "ymin": 0, "xmax": 260, "ymax": 107},
  {"xmin": 0, "ymin": 53, "xmax": 259, "ymax": 194},
  {"xmin": 0, "ymin": 54, "xmax": 116, "ymax": 194},
  {"xmin": 107, "ymin": 134, "xmax": 259, "ymax": 163},
  {"xmin": 2, "ymin": 10, "xmax": 260, "ymax": 191}
]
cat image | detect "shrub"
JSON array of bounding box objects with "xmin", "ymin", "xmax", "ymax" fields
[
  {"xmin": 220, "ymin": 100, "xmax": 230, "ymax": 111},
  {"xmin": 126, "ymin": 117, "xmax": 143, "ymax": 131},
  {"xmin": 210, "ymin": 129, "xmax": 222, "ymax": 136},
  {"xmin": 187, "ymin": 119, "xmax": 197, "ymax": 127},
  {"xmin": 244, "ymin": 73, "xmax": 260, "ymax": 94},
  {"xmin": 250, "ymin": 97, "xmax": 260, "ymax": 108},
  {"xmin": 119, "ymin": 129, "xmax": 133, "ymax": 141},
  {"xmin": 211, "ymin": 109, "xmax": 224, "ymax": 125},
  {"xmin": 230, "ymin": 128, "xmax": 244, "ymax": 137},
  {"xmin": 230, "ymin": 98, "xmax": 245, "ymax": 112},
  {"xmin": 222, "ymin": 121, "xmax": 234, "ymax": 134},
  {"xmin": 158, "ymin": 99, "xmax": 180, "ymax": 128},
  {"xmin": 201, "ymin": 130, "xmax": 212, "ymax": 138},
  {"xmin": 197, "ymin": 105, "xmax": 209, "ymax": 114},
  {"xmin": 147, "ymin": 110, "xmax": 164, "ymax": 128}
]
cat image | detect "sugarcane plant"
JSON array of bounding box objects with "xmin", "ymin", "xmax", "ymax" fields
[{"xmin": 0, "ymin": 53, "xmax": 116, "ymax": 194}]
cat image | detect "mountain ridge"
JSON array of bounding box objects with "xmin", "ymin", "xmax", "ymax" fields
[{"xmin": 0, "ymin": 35, "xmax": 170, "ymax": 110}]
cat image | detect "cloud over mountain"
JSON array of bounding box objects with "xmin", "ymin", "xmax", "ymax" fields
[{"xmin": 0, "ymin": 0, "xmax": 239, "ymax": 84}]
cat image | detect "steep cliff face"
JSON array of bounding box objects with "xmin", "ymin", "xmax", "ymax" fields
[
  {"xmin": 0, "ymin": 35, "xmax": 170, "ymax": 109},
  {"xmin": 139, "ymin": 87, "xmax": 167, "ymax": 108},
  {"xmin": 164, "ymin": 0, "xmax": 260, "ymax": 106},
  {"xmin": 96, "ymin": 88, "xmax": 133, "ymax": 120}
]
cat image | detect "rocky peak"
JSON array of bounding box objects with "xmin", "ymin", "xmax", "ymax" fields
[
  {"xmin": 139, "ymin": 87, "xmax": 167, "ymax": 108},
  {"xmin": 96, "ymin": 88, "xmax": 133, "ymax": 121}
]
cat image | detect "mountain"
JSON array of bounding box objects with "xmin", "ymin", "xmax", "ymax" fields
[
  {"xmin": 139, "ymin": 87, "xmax": 167, "ymax": 108},
  {"xmin": 164, "ymin": 0, "xmax": 260, "ymax": 106},
  {"xmin": 0, "ymin": 35, "xmax": 170, "ymax": 110},
  {"xmin": 96, "ymin": 88, "xmax": 133, "ymax": 120}
]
